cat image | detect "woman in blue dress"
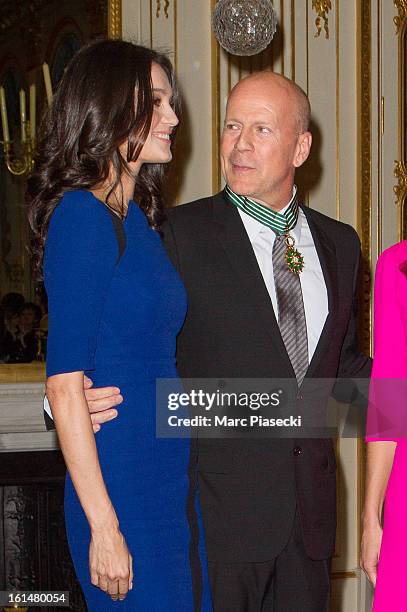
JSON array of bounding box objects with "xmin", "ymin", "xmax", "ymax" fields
[{"xmin": 27, "ymin": 40, "xmax": 211, "ymax": 611}]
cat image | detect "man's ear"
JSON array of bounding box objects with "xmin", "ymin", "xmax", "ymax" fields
[{"xmin": 293, "ymin": 132, "xmax": 312, "ymax": 168}]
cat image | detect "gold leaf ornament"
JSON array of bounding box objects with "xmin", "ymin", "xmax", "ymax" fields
[
  {"xmin": 394, "ymin": 0, "xmax": 407, "ymax": 34},
  {"xmin": 156, "ymin": 0, "xmax": 170, "ymax": 18},
  {"xmin": 312, "ymin": 0, "xmax": 332, "ymax": 39}
]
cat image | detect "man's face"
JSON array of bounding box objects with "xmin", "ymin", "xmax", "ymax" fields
[{"xmin": 220, "ymin": 79, "xmax": 306, "ymax": 207}]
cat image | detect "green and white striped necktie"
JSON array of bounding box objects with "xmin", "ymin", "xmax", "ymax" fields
[{"xmin": 225, "ymin": 185, "xmax": 305, "ymax": 274}]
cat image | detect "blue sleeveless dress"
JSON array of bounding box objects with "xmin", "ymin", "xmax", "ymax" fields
[{"xmin": 44, "ymin": 191, "xmax": 211, "ymax": 611}]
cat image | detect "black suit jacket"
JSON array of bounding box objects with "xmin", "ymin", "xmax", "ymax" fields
[{"xmin": 162, "ymin": 190, "xmax": 371, "ymax": 563}]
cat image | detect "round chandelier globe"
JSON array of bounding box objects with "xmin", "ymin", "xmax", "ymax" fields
[{"xmin": 211, "ymin": 0, "xmax": 278, "ymax": 57}]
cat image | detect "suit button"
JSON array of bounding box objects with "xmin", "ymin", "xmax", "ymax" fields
[
  {"xmin": 297, "ymin": 392, "xmax": 303, "ymax": 400},
  {"xmin": 293, "ymin": 446, "xmax": 302, "ymax": 456}
]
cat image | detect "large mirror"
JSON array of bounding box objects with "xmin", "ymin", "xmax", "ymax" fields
[{"xmin": 0, "ymin": 1, "xmax": 121, "ymax": 381}]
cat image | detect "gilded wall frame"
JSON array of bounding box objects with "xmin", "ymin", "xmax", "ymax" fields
[
  {"xmin": 357, "ymin": 0, "xmax": 372, "ymax": 359},
  {"xmin": 0, "ymin": 1, "xmax": 122, "ymax": 384},
  {"xmin": 356, "ymin": 0, "xmax": 372, "ymax": 566},
  {"xmin": 108, "ymin": 0, "xmax": 123, "ymax": 40},
  {"xmin": 394, "ymin": 0, "xmax": 407, "ymax": 239}
]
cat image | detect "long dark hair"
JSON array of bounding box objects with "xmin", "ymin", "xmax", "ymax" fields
[{"xmin": 27, "ymin": 39, "xmax": 181, "ymax": 277}]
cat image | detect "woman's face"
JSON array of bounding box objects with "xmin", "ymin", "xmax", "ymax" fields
[{"xmin": 136, "ymin": 63, "xmax": 179, "ymax": 167}]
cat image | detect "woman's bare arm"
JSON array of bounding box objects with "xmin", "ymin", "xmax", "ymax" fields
[
  {"xmin": 361, "ymin": 441, "xmax": 396, "ymax": 586},
  {"xmin": 47, "ymin": 371, "xmax": 132, "ymax": 600}
]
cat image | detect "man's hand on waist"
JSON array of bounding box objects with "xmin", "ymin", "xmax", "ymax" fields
[{"xmin": 84, "ymin": 375, "xmax": 123, "ymax": 433}]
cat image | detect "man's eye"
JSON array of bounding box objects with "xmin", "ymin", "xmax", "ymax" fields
[
  {"xmin": 225, "ymin": 123, "xmax": 239, "ymax": 130},
  {"xmin": 257, "ymin": 126, "xmax": 271, "ymax": 133}
]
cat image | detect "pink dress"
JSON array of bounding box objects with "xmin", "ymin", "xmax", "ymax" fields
[{"xmin": 366, "ymin": 241, "xmax": 407, "ymax": 611}]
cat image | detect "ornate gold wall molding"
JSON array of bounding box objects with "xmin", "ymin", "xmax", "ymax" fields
[
  {"xmin": 395, "ymin": 161, "xmax": 407, "ymax": 222},
  {"xmin": 108, "ymin": 0, "xmax": 122, "ymax": 39},
  {"xmin": 357, "ymin": 0, "xmax": 372, "ymax": 357},
  {"xmin": 156, "ymin": 0, "xmax": 170, "ymax": 19},
  {"xmin": 394, "ymin": 0, "xmax": 407, "ymax": 239},
  {"xmin": 394, "ymin": 0, "xmax": 407, "ymax": 33},
  {"xmin": 331, "ymin": 571, "xmax": 357, "ymax": 580},
  {"xmin": 211, "ymin": 0, "xmax": 221, "ymax": 193},
  {"xmin": 312, "ymin": 0, "xmax": 332, "ymax": 39},
  {"xmin": 356, "ymin": 0, "xmax": 372, "ymax": 573}
]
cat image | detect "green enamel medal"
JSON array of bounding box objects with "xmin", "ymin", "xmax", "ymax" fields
[{"xmin": 284, "ymin": 233, "xmax": 304, "ymax": 274}]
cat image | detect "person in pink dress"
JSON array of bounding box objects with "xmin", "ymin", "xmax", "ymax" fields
[{"xmin": 362, "ymin": 241, "xmax": 407, "ymax": 610}]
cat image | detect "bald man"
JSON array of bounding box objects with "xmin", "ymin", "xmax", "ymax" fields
[{"xmin": 79, "ymin": 71, "xmax": 371, "ymax": 610}]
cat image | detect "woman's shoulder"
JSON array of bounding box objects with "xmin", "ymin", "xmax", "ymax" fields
[
  {"xmin": 46, "ymin": 190, "xmax": 119, "ymax": 258},
  {"xmin": 49, "ymin": 190, "xmax": 115, "ymax": 232},
  {"xmin": 377, "ymin": 240, "xmax": 407, "ymax": 269},
  {"xmin": 44, "ymin": 190, "xmax": 119, "ymax": 269},
  {"xmin": 375, "ymin": 241, "xmax": 407, "ymax": 292},
  {"xmin": 53, "ymin": 189, "xmax": 111, "ymax": 218}
]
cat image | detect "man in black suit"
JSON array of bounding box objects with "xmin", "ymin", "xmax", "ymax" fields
[{"xmin": 84, "ymin": 71, "xmax": 371, "ymax": 610}]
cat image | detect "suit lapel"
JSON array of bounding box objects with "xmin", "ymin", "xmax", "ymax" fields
[
  {"xmin": 211, "ymin": 191, "xmax": 295, "ymax": 376},
  {"xmin": 210, "ymin": 193, "xmax": 339, "ymax": 380},
  {"xmin": 301, "ymin": 205, "xmax": 339, "ymax": 379}
]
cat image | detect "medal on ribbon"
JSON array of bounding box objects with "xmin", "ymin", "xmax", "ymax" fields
[{"xmin": 284, "ymin": 233, "xmax": 304, "ymax": 274}]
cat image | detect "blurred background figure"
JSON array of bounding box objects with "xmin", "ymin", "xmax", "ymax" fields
[
  {"xmin": 0, "ymin": 292, "xmax": 43, "ymax": 363},
  {"xmin": 17, "ymin": 302, "xmax": 42, "ymax": 362}
]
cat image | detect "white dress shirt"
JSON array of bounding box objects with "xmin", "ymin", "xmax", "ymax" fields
[{"xmin": 237, "ymin": 193, "xmax": 328, "ymax": 362}]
